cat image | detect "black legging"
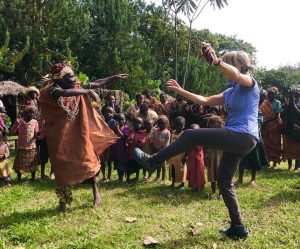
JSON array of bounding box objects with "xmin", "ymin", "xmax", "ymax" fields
[{"xmin": 153, "ymin": 128, "xmax": 257, "ymax": 226}]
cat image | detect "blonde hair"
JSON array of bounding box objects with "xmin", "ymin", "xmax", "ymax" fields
[{"xmin": 222, "ymin": 51, "xmax": 254, "ymax": 74}]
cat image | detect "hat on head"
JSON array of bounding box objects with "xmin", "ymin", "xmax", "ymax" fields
[
  {"xmin": 25, "ymin": 86, "xmax": 40, "ymax": 95},
  {"xmin": 51, "ymin": 61, "xmax": 74, "ymax": 80}
]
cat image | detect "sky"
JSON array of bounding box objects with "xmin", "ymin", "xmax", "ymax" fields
[{"xmin": 147, "ymin": 0, "xmax": 300, "ymax": 69}]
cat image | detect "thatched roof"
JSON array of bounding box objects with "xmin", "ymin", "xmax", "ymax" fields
[{"xmin": 0, "ymin": 81, "xmax": 25, "ymax": 97}]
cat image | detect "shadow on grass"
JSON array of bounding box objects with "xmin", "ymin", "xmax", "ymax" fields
[
  {"xmin": 266, "ymin": 186, "xmax": 300, "ymax": 205},
  {"xmin": 0, "ymin": 200, "xmax": 99, "ymax": 228},
  {"xmin": 0, "ymin": 206, "xmax": 58, "ymax": 228},
  {"xmin": 103, "ymin": 181, "xmax": 212, "ymax": 206},
  {"xmin": 157, "ymin": 233, "xmax": 223, "ymax": 249},
  {"xmin": 258, "ymin": 167, "xmax": 297, "ymax": 180}
]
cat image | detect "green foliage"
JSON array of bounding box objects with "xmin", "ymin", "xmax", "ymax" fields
[
  {"xmin": 0, "ymin": 31, "xmax": 30, "ymax": 74},
  {"xmin": 78, "ymin": 72, "xmax": 90, "ymax": 84},
  {"xmin": 0, "ymin": 0, "xmax": 297, "ymax": 97}
]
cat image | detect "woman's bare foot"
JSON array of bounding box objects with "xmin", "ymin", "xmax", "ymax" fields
[{"xmin": 249, "ymin": 180, "xmax": 256, "ymax": 186}]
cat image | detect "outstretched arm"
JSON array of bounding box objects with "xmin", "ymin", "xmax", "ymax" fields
[
  {"xmin": 166, "ymin": 79, "xmax": 224, "ymax": 106},
  {"xmin": 88, "ymin": 74, "xmax": 129, "ymax": 89},
  {"xmin": 202, "ymin": 42, "xmax": 254, "ymax": 88}
]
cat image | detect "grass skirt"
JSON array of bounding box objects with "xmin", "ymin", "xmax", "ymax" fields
[{"xmin": 13, "ymin": 148, "xmax": 39, "ymax": 173}]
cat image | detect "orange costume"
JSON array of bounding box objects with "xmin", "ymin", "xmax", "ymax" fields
[{"xmin": 39, "ymin": 85, "xmax": 117, "ymax": 187}]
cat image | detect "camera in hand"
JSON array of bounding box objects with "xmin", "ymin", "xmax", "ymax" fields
[{"xmin": 201, "ymin": 44, "xmax": 213, "ymax": 64}]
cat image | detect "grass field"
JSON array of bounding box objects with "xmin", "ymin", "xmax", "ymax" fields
[{"xmin": 1, "ymin": 153, "xmax": 300, "ymax": 249}]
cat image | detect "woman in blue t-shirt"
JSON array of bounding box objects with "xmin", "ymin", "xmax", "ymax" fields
[{"xmin": 134, "ymin": 43, "xmax": 259, "ymax": 240}]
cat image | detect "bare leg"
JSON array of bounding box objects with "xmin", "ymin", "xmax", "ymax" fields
[
  {"xmin": 17, "ymin": 172, "xmax": 21, "ymax": 182},
  {"xmin": 31, "ymin": 171, "xmax": 36, "ymax": 182},
  {"xmin": 288, "ymin": 159, "xmax": 292, "ymax": 171},
  {"xmin": 92, "ymin": 176, "xmax": 101, "ymax": 206},
  {"xmin": 101, "ymin": 162, "xmax": 107, "ymax": 181},
  {"xmin": 235, "ymin": 168, "xmax": 244, "ymax": 185},
  {"xmin": 41, "ymin": 163, "xmax": 46, "ymax": 179},
  {"xmin": 250, "ymin": 169, "xmax": 257, "ymax": 185},
  {"xmin": 156, "ymin": 167, "xmax": 161, "ymax": 180},
  {"xmin": 211, "ymin": 182, "xmax": 216, "ymax": 194},
  {"xmin": 161, "ymin": 162, "xmax": 166, "ymax": 181},
  {"xmin": 107, "ymin": 160, "xmax": 112, "ymax": 180},
  {"xmin": 295, "ymin": 160, "xmax": 300, "ymax": 171},
  {"xmin": 170, "ymin": 165, "xmax": 175, "ymax": 187},
  {"xmin": 50, "ymin": 168, "xmax": 55, "ymax": 179}
]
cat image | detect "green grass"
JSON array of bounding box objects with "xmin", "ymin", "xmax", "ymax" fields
[{"xmin": 1, "ymin": 152, "xmax": 300, "ymax": 249}]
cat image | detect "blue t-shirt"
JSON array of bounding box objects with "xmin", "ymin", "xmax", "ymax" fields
[{"xmin": 223, "ymin": 79, "xmax": 259, "ymax": 139}]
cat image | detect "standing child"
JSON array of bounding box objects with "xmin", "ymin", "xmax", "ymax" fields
[
  {"xmin": 185, "ymin": 124, "xmax": 206, "ymax": 191},
  {"xmin": 100, "ymin": 106, "xmax": 116, "ymax": 182},
  {"xmin": 126, "ymin": 117, "xmax": 147, "ymax": 183},
  {"xmin": 206, "ymin": 115, "xmax": 224, "ymax": 197},
  {"xmin": 36, "ymin": 119, "xmax": 52, "ymax": 179},
  {"xmin": 168, "ymin": 116, "xmax": 186, "ymax": 188},
  {"xmin": 153, "ymin": 115, "xmax": 170, "ymax": 183},
  {"xmin": 142, "ymin": 119, "xmax": 154, "ymax": 182},
  {"xmin": 0, "ymin": 107, "xmax": 11, "ymax": 185},
  {"xmin": 111, "ymin": 113, "xmax": 130, "ymax": 182},
  {"xmin": 11, "ymin": 106, "xmax": 39, "ymax": 182}
]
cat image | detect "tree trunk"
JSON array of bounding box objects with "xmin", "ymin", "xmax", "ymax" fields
[
  {"xmin": 182, "ymin": 21, "xmax": 192, "ymax": 89},
  {"xmin": 174, "ymin": 12, "xmax": 178, "ymax": 81}
]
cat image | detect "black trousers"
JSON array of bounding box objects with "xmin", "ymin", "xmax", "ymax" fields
[{"xmin": 154, "ymin": 128, "xmax": 257, "ymax": 225}]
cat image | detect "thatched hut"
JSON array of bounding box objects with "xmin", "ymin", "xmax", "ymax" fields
[
  {"xmin": 0, "ymin": 80, "xmax": 25, "ymax": 98},
  {"xmin": 0, "ymin": 81, "xmax": 26, "ymax": 126}
]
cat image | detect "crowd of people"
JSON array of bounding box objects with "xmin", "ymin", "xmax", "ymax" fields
[
  {"xmin": 1, "ymin": 83, "xmax": 298, "ymax": 198},
  {"xmin": 0, "ymin": 43, "xmax": 299, "ymax": 240}
]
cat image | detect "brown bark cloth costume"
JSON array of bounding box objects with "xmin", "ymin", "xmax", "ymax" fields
[{"xmin": 39, "ymin": 72, "xmax": 117, "ymax": 204}]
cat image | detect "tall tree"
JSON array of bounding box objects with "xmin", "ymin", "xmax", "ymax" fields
[
  {"xmin": 181, "ymin": 0, "xmax": 228, "ymax": 88},
  {"xmin": 162, "ymin": 0, "xmax": 188, "ymax": 81}
]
